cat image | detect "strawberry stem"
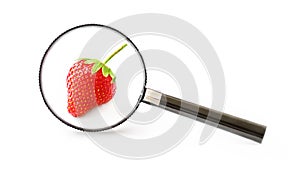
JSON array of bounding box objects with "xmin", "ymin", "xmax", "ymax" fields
[{"xmin": 103, "ymin": 43, "xmax": 127, "ymax": 64}]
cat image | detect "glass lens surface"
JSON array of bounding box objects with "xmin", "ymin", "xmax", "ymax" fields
[{"xmin": 40, "ymin": 24, "xmax": 146, "ymax": 131}]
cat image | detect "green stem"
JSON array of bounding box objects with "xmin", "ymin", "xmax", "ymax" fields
[{"xmin": 103, "ymin": 43, "xmax": 127, "ymax": 64}]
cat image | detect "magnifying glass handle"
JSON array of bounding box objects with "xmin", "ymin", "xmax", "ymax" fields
[{"xmin": 143, "ymin": 88, "xmax": 266, "ymax": 143}]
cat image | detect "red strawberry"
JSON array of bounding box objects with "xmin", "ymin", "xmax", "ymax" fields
[{"xmin": 67, "ymin": 44, "xmax": 127, "ymax": 117}]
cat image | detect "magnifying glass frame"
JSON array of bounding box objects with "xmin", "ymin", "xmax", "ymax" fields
[{"xmin": 40, "ymin": 24, "xmax": 266, "ymax": 143}]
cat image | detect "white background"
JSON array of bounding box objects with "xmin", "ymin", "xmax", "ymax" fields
[{"xmin": 1, "ymin": 0, "xmax": 300, "ymax": 169}]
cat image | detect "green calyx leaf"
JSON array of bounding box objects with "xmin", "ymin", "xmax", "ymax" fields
[
  {"xmin": 77, "ymin": 58, "xmax": 103, "ymax": 74},
  {"xmin": 101, "ymin": 65, "xmax": 116, "ymax": 83},
  {"xmin": 77, "ymin": 43, "xmax": 127, "ymax": 84},
  {"xmin": 77, "ymin": 57, "xmax": 116, "ymax": 83},
  {"xmin": 110, "ymin": 70, "xmax": 116, "ymax": 83},
  {"xmin": 85, "ymin": 59, "xmax": 99, "ymax": 64},
  {"xmin": 77, "ymin": 58, "xmax": 99, "ymax": 64},
  {"xmin": 102, "ymin": 65, "xmax": 110, "ymax": 77},
  {"xmin": 91, "ymin": 62, "xmax": 104, "ymax": 74}
]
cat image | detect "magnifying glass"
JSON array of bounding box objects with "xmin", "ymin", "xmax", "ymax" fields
[{"xmin": 39, "ymin": 24, "xmax": 266, "ymax": 143}]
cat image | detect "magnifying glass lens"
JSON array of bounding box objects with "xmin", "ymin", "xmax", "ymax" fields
[{"xmin": 40, "ymin": 25, "xmax": 146, "ymax": 131}]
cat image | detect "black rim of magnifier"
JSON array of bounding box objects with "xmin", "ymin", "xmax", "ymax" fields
[{"xmin": 39, "ymin": 24, "xmax": 147, "ymax": 132}]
